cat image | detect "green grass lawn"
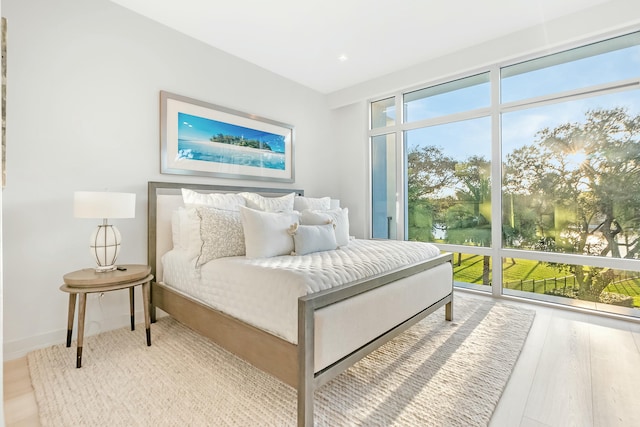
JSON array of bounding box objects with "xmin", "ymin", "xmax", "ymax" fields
[
  {"xmin": 453, "ymin": 253, "xmax": 562, "ymax": 285},
  {"xmin": 452, "ymin": 253, "xmax": 640, "ymax": 306},
  {"xmin": 451, "ymin": 253, "xmax": 492, "ymax": 284},
  {"xmin": 604, "ymin": 279, "xmax": 640, "ymax": 307}
]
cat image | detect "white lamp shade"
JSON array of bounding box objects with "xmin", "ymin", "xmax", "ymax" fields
[{"xmin": 74, "ymin": 191, "xmax": 136, "ymax": 219}]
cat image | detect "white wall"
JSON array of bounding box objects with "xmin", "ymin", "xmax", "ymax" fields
[
  {"xmin": 2, "ymin": 0, "xmax": 337, "ymax": 359},
  {"xmin": 331, "ymin": 0, "xmax": 640, "ymax": 240},
  {"xmin": 331, "ymin": 103, "xmax": 368, "ymax": 239}
]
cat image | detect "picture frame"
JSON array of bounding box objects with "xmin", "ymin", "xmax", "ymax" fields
[{"xmin": 160, "ymin": 91, "xmax": 294, "ymax": 183}]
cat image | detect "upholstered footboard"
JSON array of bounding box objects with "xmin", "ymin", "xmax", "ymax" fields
[{"xmin": 297, "ymin": 253, "xmax": 453, "ymax": 426}]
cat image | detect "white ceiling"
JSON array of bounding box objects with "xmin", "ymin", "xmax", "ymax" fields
[{"xmin": 109, "ymin": 0, "xmax": 612, "ymax": 94}]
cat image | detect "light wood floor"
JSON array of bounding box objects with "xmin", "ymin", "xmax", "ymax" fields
[
  {"xmin": 4, "ymin": 357, "xmax": 39, "ymax": 426},
  {"xmin": 4, "ymin": 291, "xmax": 640, "ymax": 426}
]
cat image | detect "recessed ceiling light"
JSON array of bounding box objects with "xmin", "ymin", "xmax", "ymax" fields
[{"xmin": 338, "ymin": 54, "xmax": 349, "ymax": 62}]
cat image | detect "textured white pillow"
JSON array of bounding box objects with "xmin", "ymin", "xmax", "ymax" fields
[
  {"xmin": 240, "ymin": 192, "xmax": 295, "ymax": 212},
  {"xmin": 182, "ymin": 188, "xmax": 246, "ymax": 211},
  {"xmin": 293, "ymin": 196, "xmax": 331, "ymax": 211},
  {"xmin": 300, "ymin": 208, "xmax": 350, "ymax": 247},
  {"xmin": 239, "ymin": 206, "xmax": 297, "ymax": 258},
  {"xmin": 195, "ymin": 207, "xmax": 245, "ymax": 267},
  {"xmin": 290, "ymin": 223, "xmax": 338, "ymax": 256}
]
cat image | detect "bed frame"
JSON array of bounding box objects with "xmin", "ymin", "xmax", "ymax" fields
[{"xmin": 147, "ymin": 181, "xmax": 453, "ymax": 426}]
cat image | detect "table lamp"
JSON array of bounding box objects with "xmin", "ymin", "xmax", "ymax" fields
[{"xmin": 73, "ymin": 191, "xmax": 136, "ymax": 272}]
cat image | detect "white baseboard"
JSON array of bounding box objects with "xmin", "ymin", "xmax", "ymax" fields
[{"xmin": 3, "ymin": 308, "xmax": 167, "ymax": 361}]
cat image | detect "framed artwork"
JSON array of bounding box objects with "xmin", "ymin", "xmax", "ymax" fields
[{"xmin": 160, "ymin": 91, "xmax": 294, "ymax": 183}]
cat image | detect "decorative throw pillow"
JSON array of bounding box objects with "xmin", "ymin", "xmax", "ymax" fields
[
  {"xmin": 239, "ymin": 192, "xmax": 295, "ymax": 212},
  {"xmin": 293, "ymin": 196, "xmax": 331, "ymax": 211},
  {"xmin": 195, "ymin": 207, "xmax": 245, "ymax": 267},
  {"xmin": 182, "ymin": 188, "xmax": 246, "ymax": 211},
  {"xmin": 289, "ymin": 223, "xmax": 338, "ymax": 256},
  {"xmin": 239, "ymin": 206, "xmax": 297, "ymax": 258},
  {"xmin": 300, "ymin": 208, "xmax": 350, "ymax": 247}
]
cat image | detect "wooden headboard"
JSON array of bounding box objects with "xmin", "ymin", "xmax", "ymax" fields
[{"xmin": 147, "ymin": 181, "xmax": 303, "ymax": 282}]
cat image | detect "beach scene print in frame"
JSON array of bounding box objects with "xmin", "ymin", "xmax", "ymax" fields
[{"xmin": 160, "ymin": 91, "xmax": 294, "ymax": 183}]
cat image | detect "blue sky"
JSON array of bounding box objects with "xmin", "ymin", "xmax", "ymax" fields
[
  {"xmin": 406, "ymin": 117, "xmax": 491, "ymax": 161},
  {"xmin": 404, "ymin": 37, "xmax": 640, "ymax": 162},
  {"xmin": 501, "ymin": 44, "xmax": 640, "ymax": 103}
]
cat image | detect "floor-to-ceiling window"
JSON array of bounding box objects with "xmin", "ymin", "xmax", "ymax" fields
[
  {"xmin": 370, "ymin": 97, "xmax": 398, "ymax": 239},
  {"xmin": 369, "ymin": 30, "xmax": 640, "ymax": 316}
]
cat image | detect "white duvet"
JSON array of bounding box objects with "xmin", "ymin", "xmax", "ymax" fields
[{"xmin": 161, "ymin": 239, "xmax": 442, "ymax": 344}]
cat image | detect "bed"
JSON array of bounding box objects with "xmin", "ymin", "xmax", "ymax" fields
[{"xmin": 147, "ymin": 181, "xmax": 453, "ymax": 426}]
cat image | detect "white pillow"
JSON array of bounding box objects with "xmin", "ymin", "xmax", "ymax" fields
[
  {"xmin": 171, "ymin": 210, "xmax": 182, "ymax": 250},
  {"xmin": 293, "ymin": 196, "xmax": 331, "ymax": 211},
  {"xmin": 239, "ymin": 206, "xmax": 297, "ymax": 258},
  {"xmin": 300, "ymin": 208, "xmax": 350, "ymax": 247},
  {"xmin": 173, "ymin": 207, "xmax": 202, "ymax": 260},
  {"xmin": 195, "ymin": 207, "xmax": 245, "ymax": 267},
  {"xmin": 240, "ymin": 192, "xmax": 295, "ymax": 212},
  {"xmin": 290, "ymin": 223, "xmax": 337, "ymax": 256},
  {"xmin": 182, "ymin": 188, "xmax": 246, "ymax": 211}
]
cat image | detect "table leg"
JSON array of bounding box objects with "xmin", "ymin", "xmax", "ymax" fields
[
  {"xmin": 76, "ymin": 293, "xmax": 87, "ymax": 368},
  {"xmin": 66, "ymin": 293, "xmax": 77, "ymax": 347},
  {"xmin": 149, "ymin": 280, "xmax": 156, "ymax": 323},
  {"xmin": 129, "ymin": 287, "xmax": 135, "ymax": 331},
  {"xmin": 142, "ymin": 281, "xmax": 151, "ymax": 346}
]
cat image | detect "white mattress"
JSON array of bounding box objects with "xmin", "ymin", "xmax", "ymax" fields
[{"xmin": 161, "ymin": 239, "xmax": 443, "ymax": 345}]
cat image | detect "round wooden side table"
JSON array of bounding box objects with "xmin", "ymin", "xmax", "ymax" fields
[{"xmin": 60, "ymin": 264, "xmax": 153, "ymax": 368}]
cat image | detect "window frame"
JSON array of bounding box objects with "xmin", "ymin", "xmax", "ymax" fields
[{"xmin": 367, "ymin": 27, "xmax": 640, "ymax": 303}]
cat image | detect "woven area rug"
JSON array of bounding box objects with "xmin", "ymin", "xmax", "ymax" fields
[{"xmin": 28, "ymin": 293, "xmax": 534, "ymax": 426}]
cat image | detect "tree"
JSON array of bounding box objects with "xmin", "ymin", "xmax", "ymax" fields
[
  {"xmin": 455, "ymin": 156, "xmax": 492, "ymax": 284},
  {"xmin": 406, "ymin": 146, "xmax": 457, "ymax": 241},
  {"xmin": 503, "ymin": 144, "xmax": 558, "ymax": 248},
  {"xmin": 407, "ymin": 146, "xmax": 492, "ymax": 284},
  {"xmin": 407, "ymin": 145, "xmax": 456, "ymax": 203},
  {"xmin": 210, "ymin": 133, "xmax": 272, "ymax": 151},
  {"xmin": 536, "ymin": 107, "xmax": 640, "ymax": 259},
  {"xmin": 504, "ymin": 107, "xmax": 640, "ymax": 300},
  {"xmin": 454, "ymin": 155, "xmax": 491, "ymax": 225}
]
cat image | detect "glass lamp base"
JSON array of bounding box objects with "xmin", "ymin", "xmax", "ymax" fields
[{"xmin": 90, "ymin": 223, "xmax": 121, "ymax": 273}]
